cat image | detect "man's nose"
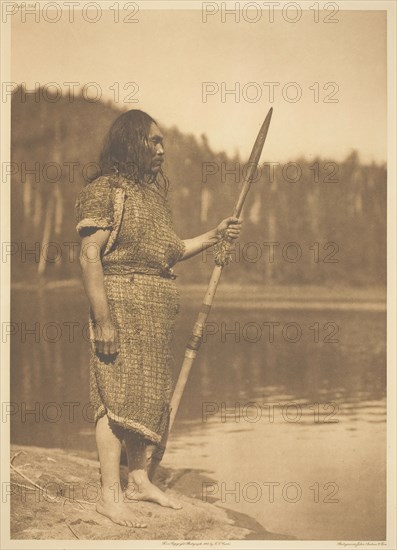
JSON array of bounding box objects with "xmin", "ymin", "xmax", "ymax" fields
[{"xmin": 156, "ymin": 144, "xmax": 164, "ymax": 155}]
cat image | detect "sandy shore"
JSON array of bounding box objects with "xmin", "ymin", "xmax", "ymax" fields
[
  {"xmin": 10, "ymin": 445, "xmax": 293, "ymax": 541},
  {"xmin": 12, "ymin": 280, "xmax": 386, "ymax": 309}
]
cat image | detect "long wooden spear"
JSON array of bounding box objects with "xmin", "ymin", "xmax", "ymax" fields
[{"xmin": 149, "ymin": 108, "xmax": 273, "ymax": 477}]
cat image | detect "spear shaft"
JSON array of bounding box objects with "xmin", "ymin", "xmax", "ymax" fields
[
  {"xmin": 169, "ymin": 107, "xmax": 273, "ymax": 431},
  {"xmin": 149, "ymin": 108, "xmax": 273, "ymax": 478}
]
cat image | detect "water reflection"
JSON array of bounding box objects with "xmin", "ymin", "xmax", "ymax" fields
[
  {"xmin": 10, "ymin": 287, "xmax": 386, "ymax": 539},
  {"xmin": 173, "ymin": 306, "xmax": 386, "ymax": 426},
  {"xmin": 11, "ymin": 287, "xmax": 386, "ymax": 448}
]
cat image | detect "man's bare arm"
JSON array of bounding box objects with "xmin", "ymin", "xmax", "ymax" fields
[
  {"xmin": 79, "ymin": 229, "xmax": 119, "ymax": 356},
  {"xmin": 180, "ymin": 216, "xmax": 242, "ymax": 260}
]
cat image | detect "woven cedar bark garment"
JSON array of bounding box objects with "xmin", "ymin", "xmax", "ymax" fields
[{"xmin": 75, "ymin": 174, "xmax": 185, "ymax": 444}]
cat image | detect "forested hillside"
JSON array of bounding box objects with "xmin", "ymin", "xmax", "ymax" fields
[{"xmin": 11, "ymin": 86, "xmax": 386, "ymax": 286}]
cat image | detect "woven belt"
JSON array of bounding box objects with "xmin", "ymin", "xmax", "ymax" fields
[{"xmin": 103, "ymin": 265, "xmax": 177, "ymax": 279}]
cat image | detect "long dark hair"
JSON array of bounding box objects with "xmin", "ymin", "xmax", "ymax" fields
[{"xmin": 88, "ymin": 109, "xmax": 169, "ymax": 193}]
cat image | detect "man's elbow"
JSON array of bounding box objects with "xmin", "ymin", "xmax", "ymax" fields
[
  {"xmin": 78, "ymin": 252, "xmax": 97, "ymax": 270},
  {"xmin": 78, "ymin": 252, "xmax": 87, "ymax": 271}
]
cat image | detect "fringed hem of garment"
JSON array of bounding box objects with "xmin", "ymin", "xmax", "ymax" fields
[{"xmin": 95, "ymin": 405, "xmax": 162, "ymax": 444}]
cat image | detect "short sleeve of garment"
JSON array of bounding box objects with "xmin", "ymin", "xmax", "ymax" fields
[{"xmin": 75, "ymin": 176, "xmax": 114, "ymax": 237}]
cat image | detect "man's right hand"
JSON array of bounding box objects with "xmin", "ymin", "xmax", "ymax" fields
[{"xmin": 94, "ymin": 320, "xmax": 120, "ymax": 356}]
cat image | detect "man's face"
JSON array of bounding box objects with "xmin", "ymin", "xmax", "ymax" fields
[{"xmin": 144, "ymin": 122, "xmax": 164, "ymax": 176}]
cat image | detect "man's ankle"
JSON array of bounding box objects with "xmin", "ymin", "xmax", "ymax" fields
[
  {"xmin": 128, "ymin": 469, "xmax": 149, "ymax": 487},
  {"xmin": 101, "ymin": 483, "xmax": 123, "ymax": 503}
]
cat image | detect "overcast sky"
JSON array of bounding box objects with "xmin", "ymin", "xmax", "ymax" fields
[{"xmin": 11, "ymin": 5, "xmax": 387, "ymax": 163}]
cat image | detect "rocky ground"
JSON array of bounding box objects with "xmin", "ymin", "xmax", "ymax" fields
[{"xmin": 10, "ymin": 445, "xmax": 292, "ymax": 541}]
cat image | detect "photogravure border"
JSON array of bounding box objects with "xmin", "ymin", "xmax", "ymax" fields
[{"xmin": 1, "ymin": 1, "xmax": 396, "ymax": 549}]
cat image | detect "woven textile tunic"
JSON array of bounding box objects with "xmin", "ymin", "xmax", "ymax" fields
[{"xmin": 75, "ymin": 174, "xmax": 185, "ymax": 444}]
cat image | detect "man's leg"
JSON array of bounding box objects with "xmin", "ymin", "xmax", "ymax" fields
[
  {"xmin": 95, "ymin": 415, "xmax": 147, "ymax": 527},
  {"xmin": 124, "ymin": 431, "xmax": 182, "ymax": 509}
]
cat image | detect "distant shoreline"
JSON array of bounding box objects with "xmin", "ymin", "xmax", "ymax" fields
[{"xmin": 11, "ymin": 280, "xmax": 386, "ymax": 311}]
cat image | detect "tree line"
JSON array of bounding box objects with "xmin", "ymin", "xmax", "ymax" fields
[{"xmin": 11, "ymin": 86, "xmax": 386, "ymax": 286}]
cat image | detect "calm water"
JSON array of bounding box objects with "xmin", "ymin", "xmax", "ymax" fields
[{"xmin": 11, "ymin": 286, "xmax": 386, "ymax": 540}]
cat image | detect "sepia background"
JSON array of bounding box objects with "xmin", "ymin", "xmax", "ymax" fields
[{"xmin": 10, "ymin": 6, "xmax": 386, "ymax": 541}]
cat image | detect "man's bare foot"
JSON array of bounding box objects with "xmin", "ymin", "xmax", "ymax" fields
[
  {"xmin": 125, "ymin": 471, "xmax": 182, "ymax": 510},
  {"xmin": 96, "ymin": 499, "xmax": 147, "ymax": 527}
]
